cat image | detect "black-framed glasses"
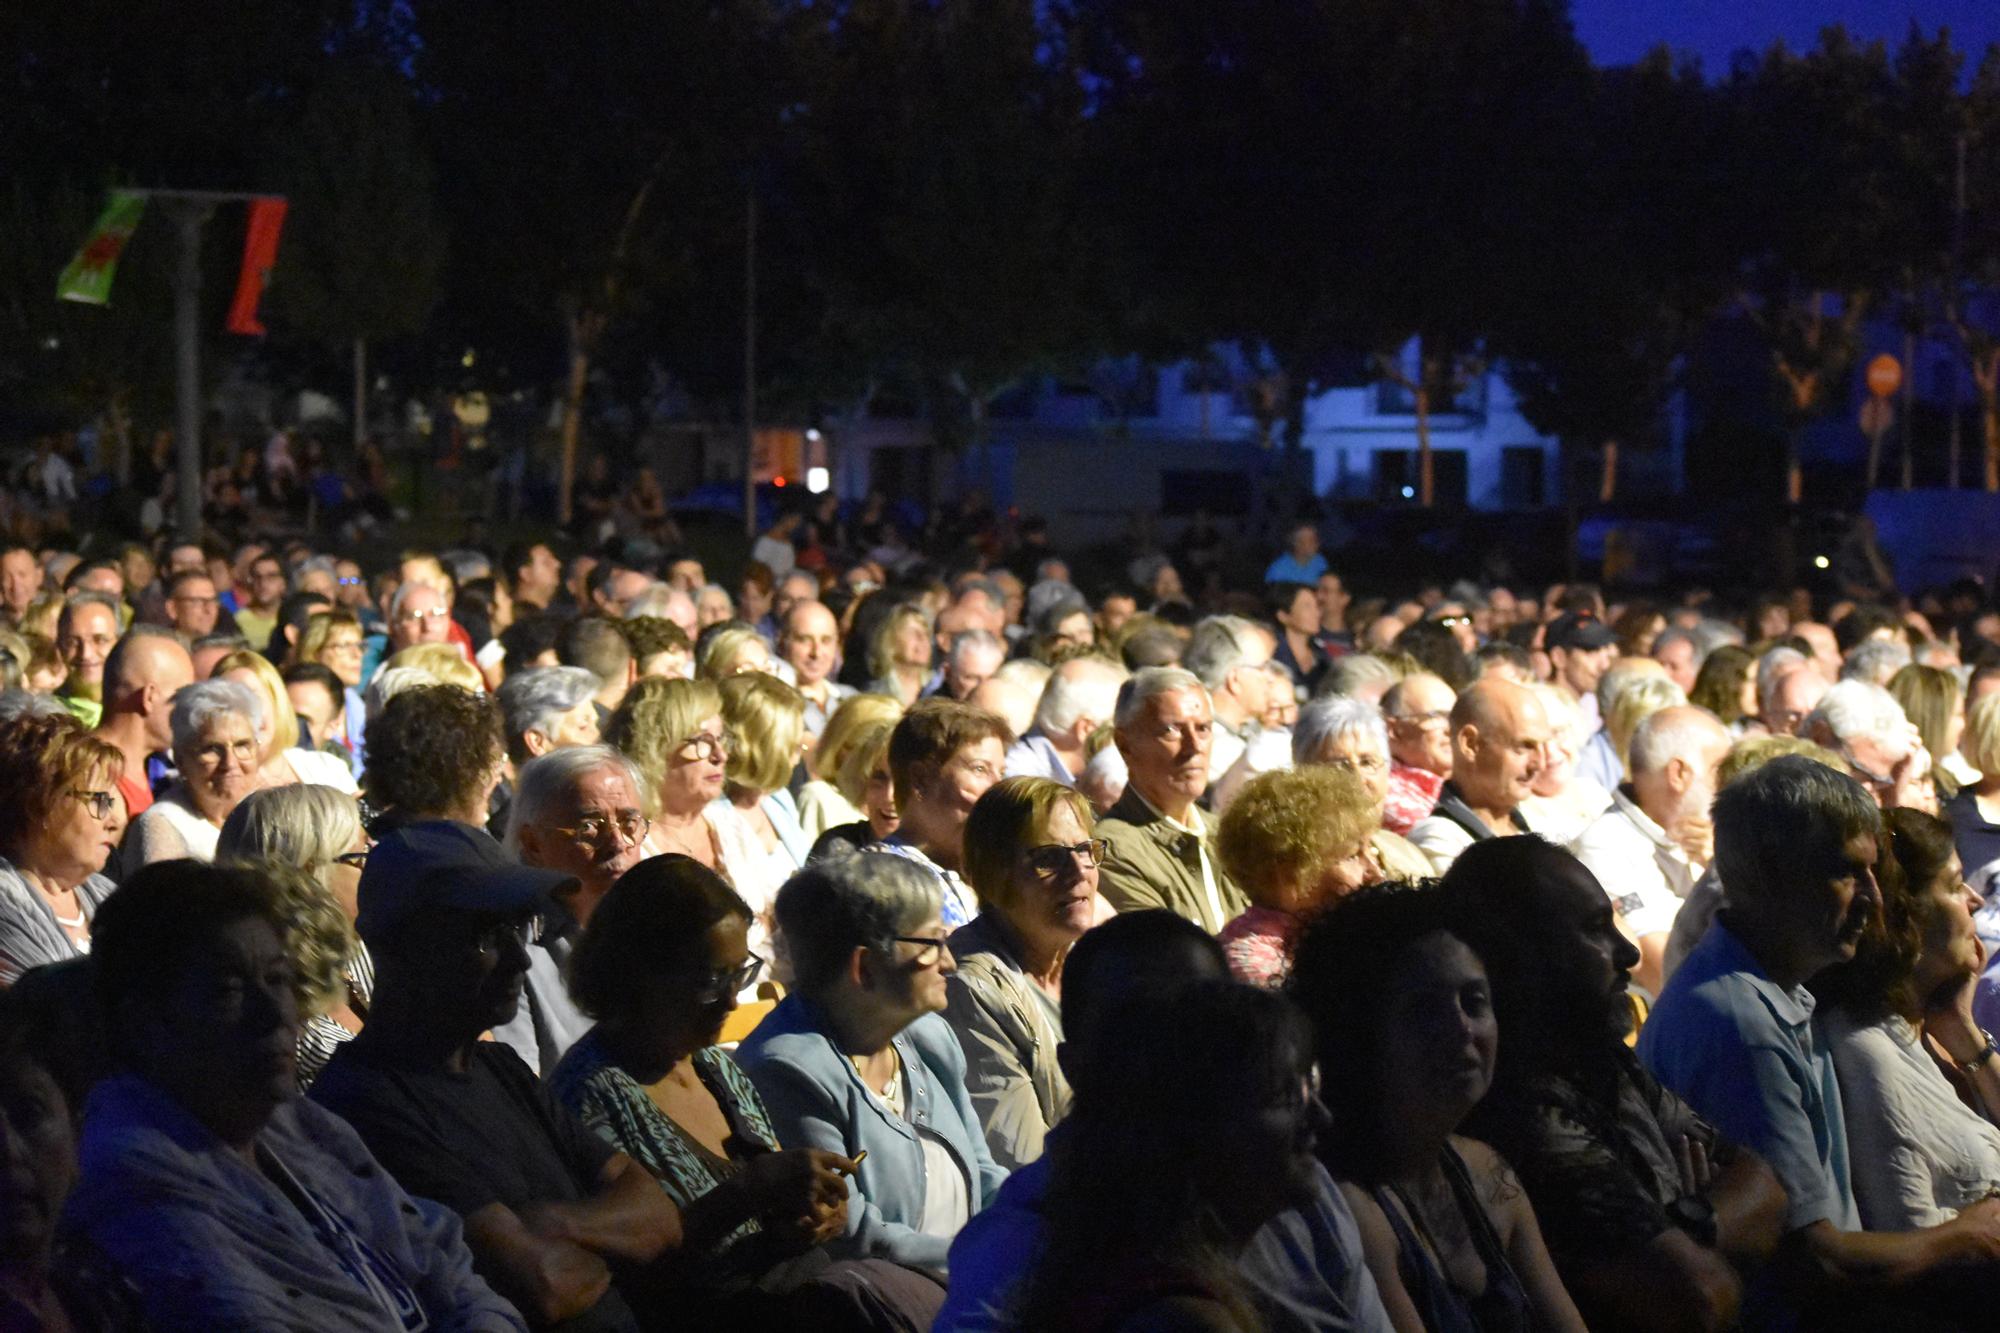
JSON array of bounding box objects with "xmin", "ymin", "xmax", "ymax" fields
[
  {"xmin": 889, "ymin": 934, "xmax": 951, "ymax": 968},
  {"xmin": 688, "ymin": 952, "xmax": 766, "ymax": 1004},
  {"xmin": 546, "ymin": 811, "xmax": 650, "ymax": 847},
  {"xmin": 334, "ymin": 850, "xmax": 370, "ymax": 870},
  {"xmin": 1024, "ymin": 839, "xmax": 1108, "ymax": 877},
  {"xmin": 68, "ymin": 789, "xmax": 117, "ymax": 820}
]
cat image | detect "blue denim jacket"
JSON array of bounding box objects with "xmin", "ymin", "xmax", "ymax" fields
[
  {"xmin": 63, "ymin": 1074, "xmax": 524, "ymax": 1333},
  {"xmin": 733, "ymin": 995, "xmax": 1007, "ymax": 1271}
]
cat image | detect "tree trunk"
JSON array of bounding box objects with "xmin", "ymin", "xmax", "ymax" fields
[
  {"xmin": 1414, "ymin": 382, "xmax": 1434, "ymax": 508},
  {"xmin": 1598, "ymin": 439, "xmax": 1618, "ymax": 503},
  {"xmin": 1985, "ymin": 396, "xmax": 2000, "ymax": 494},
  {"xmin": 558, "ymin": 314, "xmax": 592, "ymax": 527},
  {"xmin": 353, "ymin": 336, "xmax": 367, "ymax": 452}
]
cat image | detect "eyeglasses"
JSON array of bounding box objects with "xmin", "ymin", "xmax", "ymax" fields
[
  {"xmin": 545, "ymin": 811, "xmax": 650, "ymax": 847},
  {"xmin": 397, "ymin": 607, "xmax": 451, "ymax": 626},
  {"xmin": 888, "ymin": 934, "xmax": 951, "ymax": 968},
  {"xmin": 1388, "ymin": 709, "xmax": 1451, "ymax": 729},
  {"xmin": 1435, "ymin": 615, "xmax": 1472, "ymax": 628},
  {"xmin": 687, "ymin": 952, "xmax": 766, "ymax": 1004},
  {"xmin": 68, "ymin": 789, "xmax": 117, "ymax": 820},
  {"xmin": 476, "ymin": 914, "xmax": 544, "ymax": 956},
  {"xmin": 333, "ymin": 850, "xmax": 370, "ymax": 870},
  {"xmin": 1024, "ymin": 838, "xmax": 1109, "ymax": 877},
  {"xmin": 1322, "ymin": 753, "xmax": 1389, "ymax": 776},
  {"xmin": 337, "ymin": 576, "xmax": 363, "ymax": 587},
  {"xmin": 323, "ymin": 640, "xmax": 363, "ymax": 655},
  {"xmin": 677, "ymin": 731, "xmax": 731, "ymax": 762}
]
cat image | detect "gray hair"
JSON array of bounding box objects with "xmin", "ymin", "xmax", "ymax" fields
[
  {"xmin": 0, "ymin": 690, "xmax": 69, "ymax": 725},
  {"xmin": 1113, "ymin": 665, "xmax": 1207, "ymax": 730},
  {"xmin": 504, "ymin": 744, "xmax": 646, "ymax": 856},
  {"xmin": 294, "ymin": 555, "xmax": 339, "ymax": 583},
  {"xmin": 1691, "ymin": 618, "xmax": 1744, "ymax": 657},
  {"xmin": 948, "ymin": 628, "xmax": 1004, "ymax": 667},
  {"xmin": 170, "ymin": 679, "xmax": 262, "ymax": 754},
  {"xmin": 58, "ymin": 590, "xmax": 122, "ymax": 635},
  {"xmin": 1839, "ymin": 639, "xmax": 1911, "ymax": 687},
  {"xmin": 1804, "ymin": 679, "xmax": 1911, "ymax": 758},
  {"xmin": 1293, "ymin": 696, "xmax": 1389, "ymax": 766},
  {"xmin": 440, "ymin": 549, "xmax": 492, "ymax": 583},
  {"xmin": 1651, "ymin": 625, "xmax": 1702, "ymax": 666},
  {"xmin": 1756, "ymin": 646, "xmax": 1809, "ymax": 702},
  {"xmin": 497, "ymin": 665, "xmax": 600, "ymax": 749},
  {"xmin": 1025, "ymin": 579, "xmax": 1082, "ymax": 629},
  {"xmin": 1320, "ymin": 653, "xmax": 1401, "ymax": 700},
  {"xmin": 1628, "ymin": 707, "xmax": 1724, "ymax": 777},
  {"xmin": 776, "ymin": 852, "xmax": 943, "ymax": 994},
  {"xmin": 1714, "ymin": 754, "xmax": 1880, "ymax": 909},
  {"xmin": 1183, "ymin": 616, "xmax": 1266, "ymax": 693},
  {"xmin": 623, "ymin": 584, "xmax": 688, "ymax": 621},
  {"xmin": 1036, "ymin": 658, "xmax": 1126, "ymax": 735},
  {"xmin": 217, "ymin": 784, "xmax": 362, "ymax": 886},
  {"xmin": 388, "ymin": 578, "xmax": 446, "ymax": 621}
]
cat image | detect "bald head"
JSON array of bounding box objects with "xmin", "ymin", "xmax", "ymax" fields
[
  {"xmin": 102, "ymin": 629, "xmax": 195, "ymax": 749},
  {"xmin": 968, "ymin": 677, "xmax": 1037, "ymax": 741},
  {"xmin": 1765, "ymin": 667, "xmax": 1828, "ymax": 737},
  {"xmin": 1451, "ymin": 679, "xmax": 1549, "ymax": 812},
  {"xmin": 1629, "ymin": 705, "xmax": 1732, "ymax": 832},
  {"xmin": 1383, "ymin": 672, "xmax": 1457, "ymax": 776}
]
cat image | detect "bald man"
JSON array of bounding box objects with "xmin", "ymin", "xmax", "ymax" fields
[
  {"xmin": 1569, "ymin": 706, "xmax": 1732, "ymax": 996},
  {"xmin": 968, "ymin": 677, "xmax": 1038, "ymax": 744},
  {"xmin": 1763, "ymin": 665, "xmax": 1828, "ymax": 738},
  {"xmin": 780, "ymin": 600, "xmax": 854, "ymax": 737},
  {"xmin": 1407, "ymin": 679, "xmax": 1550, "ymax": 874},
  {"xmin": 1381, "ymin": 672, "xmax": 1457, "ymax": 834},
  {"xmin": 96, "ymin": 628, "xmax": 195, "ymax": 819}
]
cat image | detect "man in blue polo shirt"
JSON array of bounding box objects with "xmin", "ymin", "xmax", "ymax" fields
[
  {"xmin": 1641, "ymin": 755, "xmax": 2000, "ymax": 1322},
  {"xmin": 1264, "ymin": 521, "xmax": 1328, "ymax": 586}
]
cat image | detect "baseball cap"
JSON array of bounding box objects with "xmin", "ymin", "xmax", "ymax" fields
[
  {"xmin": 1545, "ymin": 612, "xmax": 1615, "ymax": 652},
  {"xmin": 355, "ymin": 819, "xmax": 575, "ymax": 945}
]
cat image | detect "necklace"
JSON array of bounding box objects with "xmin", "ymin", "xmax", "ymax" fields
[{"xmin": 51, "ymin": 909, "xmax": 84, "ymax": 928}]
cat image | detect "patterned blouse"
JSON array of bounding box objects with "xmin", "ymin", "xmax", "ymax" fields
[
  {"xmin": 1218, "ymin": 905, "xmax": 1301, "ymax": 989},
  {"xmin": 1383, "ymin": 763, "xmax": 1445, "ymax": 836},
  {"xmin": 549, "ymin": 1030, "xmax": 783, "ymax": 1262}
]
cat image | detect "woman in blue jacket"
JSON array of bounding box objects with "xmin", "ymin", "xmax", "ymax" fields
[{"xmin": 735, "ymin": 852, "xmax": 1008, "ymax": 1273}]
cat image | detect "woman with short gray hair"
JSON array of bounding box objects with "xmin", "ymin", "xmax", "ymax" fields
[
  {"xmin": 118, "ymin": 680, "xmax": 264, "ymax": 874},
  {"xmin": 732, "ymin": 853, "xmax": 1008, "ymax": 1270},
  {"xmin": 1293, "ymin": 695, "xmax": 1432, "ymax": 881}
]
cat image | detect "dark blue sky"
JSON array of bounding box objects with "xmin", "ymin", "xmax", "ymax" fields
[{"xmin": 1571, "ymin": 0, "xmax": 2000, "ymax": 77}]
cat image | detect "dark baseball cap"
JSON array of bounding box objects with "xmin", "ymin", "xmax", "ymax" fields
[
  {"xmin": 355, "ymin": 819, "xmax": 575, "ymax": 945},
  {"xmin": 1545, "ymin": 612, "xmax": 1615, "ymax": 652}
]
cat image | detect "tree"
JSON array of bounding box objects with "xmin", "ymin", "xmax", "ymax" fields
[{"xmin": 268, "ymin": 60, "xmax": 446, "ymax": 449}]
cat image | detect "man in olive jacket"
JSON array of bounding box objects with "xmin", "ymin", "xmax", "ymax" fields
[{"xmin": 1095, "ymin": 667, "xmax": 1246, "ymax": 934}]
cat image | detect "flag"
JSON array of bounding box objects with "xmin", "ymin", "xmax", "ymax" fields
[
  {"xmin": 56, "ymin": 190, "xmax": 148, "ymax": 305},
  {"xmin": 226, "ymin": 197, "xmax": 288, "ymax": 336}
]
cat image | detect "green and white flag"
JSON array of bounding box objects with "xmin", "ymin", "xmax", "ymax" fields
[{"xmin": 56, "ymin": 190, "xmax": 147, "ymax": 305}]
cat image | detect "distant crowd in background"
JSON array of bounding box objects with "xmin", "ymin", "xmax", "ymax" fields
[{"xmin": 13, "ymin": 464, "xmax": 2000, "ymax": 1330}]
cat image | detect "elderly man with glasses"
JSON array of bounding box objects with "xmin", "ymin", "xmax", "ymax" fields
[{"xmin": 1379, "ymin": 671, "xmax": 1457, "ymax": 834}]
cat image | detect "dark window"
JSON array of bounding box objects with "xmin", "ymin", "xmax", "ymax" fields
[
  {"xmin": 1161, "ymin": 468, "xmax": 1251, "ymax": 517},
  {"xmin": 1501, "ymin": 446, "xmax": 1545, "ymax": 508},
  {"xmin": 1373, "ymin": 450, "xmax": 1468, "ymax": 507}
]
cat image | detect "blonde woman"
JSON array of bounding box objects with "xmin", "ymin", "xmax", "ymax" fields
[
  {"xmin": 213, "ymin": 649, "xmax": 359, "ymax": 794},
  {"xmin": 381, "ymin": 642, "xmax": 484, "ymax": 694},
  {"xmin": 808, "ymin": 719, "xmax": 901, "ymax": 861},
  {"xmin": 217, "ymin": 785, "xmax": 371, "ymax": 1089},
  {"xmin": 1215, "ymin": 765, "xmax": 1382, "ymax": 988},
  {"xmin": 708, "ymin": 672, "xmax": 812, "ymax": 959},
  {"xmin": 604, "ymin": 674, "xmax": 728, "ymax": 873},
  {"xmin": 795, "ymin": 692, "xmax": 903, "ymax": 838},
  {"xmin": 1604, "ymin": 674, "xmax": 1686, "ymax": 780},
  {"xmin": 866, "ymin": 602, "xmax": 934, "ymax": 706},
  {"xmin": 1892, "ymin": 663, "xmax": 1974, "ymax": 797},
  {"xmin": 694, "ymin": 622, "xmax": 772, "ymax": 681}
]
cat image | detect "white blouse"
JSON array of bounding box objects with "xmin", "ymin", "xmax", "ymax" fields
[{"xmin": 1821, "ymin": 1008, "xmax": 2000, "ymax": 1229}]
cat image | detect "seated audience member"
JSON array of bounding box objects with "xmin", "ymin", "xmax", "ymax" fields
[
  {"xmin": 1653, "ymin": 625, "xmax": 1704, "ymax": 696},
  {"xmin": 549, "ymin": 855, "xmax": 945, "ymax": 1328},
  {"xmin": 1569, "ymin": 706, "xmax": 1733, "ymax": 997},
  {"xmin": 363, "ymin": 684, "xmax": 506, "ymax": 833},
  {"xmin": 497, "ymin": 665, "xmax": 603, "ymax": 767},
  {"xmin": 808, "ymin": 718, "xmax": 901, "ymax": 861},
  {"xmin": 1183, "ymin": 615, "xmax": 1276, "ymax": 786},
  {"xmin": 1378, "ymin": 672, "xmax": 1456, "ymax": 834},
  {"xmin": 1292, "ymin": 695, "xmax": 1433, "ymax": 881},
  {"xmin": 1815, "ymin": 807, "xmax": 2000, "ymax": 1228},
  {"xmin": 606, "ymin": 675, "xmax": 730, "ymax": 873},
  {"xmin": 709, "ymin": 672, "xmax": 813, "ymax": 947},
  {"xmin": 53, "ymin": 592, "xmax": 120, "ymax": 726},
  {"xmin": 865, "ymin": 698, "xmax": 1012, "ymax": 929},
  {"xmin": 0, "ymin": 711, "xmax": 123, "ymax": 986},
  {"xmin": 1012, "ymin": 981, "xmax": 1332, "ymax": 1332},
  {"xmin": 796, "ymin": 693, "xmax": 904, "ymax": 839},
  {"xmin": 781, "ymin": 599, "xmax": 856, "ymax": 737},
  {"xmin": 1600, "ymin": 671, "xmax": 1687, "ymax": 785},
  {"xmin": 733, "ymin": 854, "xmax": 1006, "ymax": 1271},
  {"xmin": 945, "ymin": 777, "xmax": 1103, "ymax": 1170},
  {"xmin": 1002, "ymin": 656, "xmax": 1125, "ymax": 786},
  {"xmin": 622, "ymin": 615, "xmax": 692, "ymax": 682},
  {"xmin": 1442, "ymin": 837, "xmax": 1787, "ymax": 1331},
  {"xmin": 94, "ymin": 624, "xmax": 193, "ymax": 818},
  {"xmin": 310, "ymin": 820, "xmax": 682, "ymax": 1331},
  {"xmin": 217, "ymin": 784, "xmax": 373, "ymax": 1089},
  {"xmin": 1758, "ymin": 651, "xmax": 1826, "ymax": 738},
  {"xmin": 1891, "ymin": 663, "xmax": 1973, "ymax": 798},
  {"xmin": 1946, "ymin": 691, "xmax": 2000, "ymax": 904},
  {"xmin": 1291, "ymin": 885, "xmax": 1588, "ymax": 1331},
  {"xmin": 938, "ymin": 630, "xmax": 1006, "ymax": 703},
  {"xmin": 938, "ymin": 910, "xmax": 1404, "ymax": 1333},
  {"xmin": 285, "ymin": 661, "xmax": 351, "ymax": 755},
  {"xmin": 1097, "ymin": 667, "xmax": 1247, "ymax": 933},
  {"xmin": 1573, "ymin": 658, "xmax": 1668, "ymax": 793},
  {"xmin": 1520, "ymin": 683, "xmax": 1614, "ymax": 845},
  {"xmin": 213, "ymin": 647, "xmax": 360, "ymax": 793},
  {"xmin": 1802, "ymin": 680, "xmax": 1937, "ymax": 814},
  {"xmin": 67, "ymin": 860, "xmax": 523, "ymax": 1330},
  {"xmin": 865, "ymin": 603, "xmax": 934, "ymax": 706},
  {"xmin": 1690, "ymin": 643, "xmax": 1760, "ymax": 735},
  {"xmin": 1640, "ymin": 755, "xmax": 2000, "ymax": 1325},
  {"xmin": 696, "ymin": 622, "xmax": 772, "ymax": 682},
  {"xmin": 119, "ymin": 679, "xmax": 262, "ymax": 873},
  {"xmin": 1216, "ymin": 766, "xmax": 1382, "ymax": 988},
  {"xmin": 1407, "ymin": 679, "xmax": 1551, "ymax": 874}
]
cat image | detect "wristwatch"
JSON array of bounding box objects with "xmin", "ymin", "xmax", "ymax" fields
[
  {"xmin": 1952, "ymin": 1029, "xmax": 1999, "ymax": 1076},
  {"xmin": 1666, "ymin": 1193, "xmax": 1718, "ymax": 1248}
]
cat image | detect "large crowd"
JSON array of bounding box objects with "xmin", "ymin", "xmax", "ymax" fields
[{"xmin": 7, "ymin": 488, "xmax": 2000, "ymax": 1331}]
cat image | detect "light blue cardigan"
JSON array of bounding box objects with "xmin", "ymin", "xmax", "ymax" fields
[{"xmin": 733, "ymin": 994, "xmax": 1008, "ymax": 1271}]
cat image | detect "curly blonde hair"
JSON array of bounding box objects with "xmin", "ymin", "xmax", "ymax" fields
[
  {"xmin": 605, "ymin": 675, "xmax": 723, "ymax": 811},
  {"xmin": 1217, "ymin": 765, "xmax": 1376, "ymax": 912}
]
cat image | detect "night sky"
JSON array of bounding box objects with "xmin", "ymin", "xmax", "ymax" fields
[{"xmin": 1571, "ymin": 0, "xmax": 2000, "ymax": 77}]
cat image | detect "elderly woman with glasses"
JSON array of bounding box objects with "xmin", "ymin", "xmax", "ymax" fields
[
  {"xmin": 734, "ymin": 854, "xmax": 1007, "ymax": 1272},
  {"xmin": 0, "ymin": 711, "xmax": 125, "ymax": 986},
  {"xmin": 549, "ymin": 856, "xmax": 947, "ymax": 1325},
  {"xmin": 943, "ymin": 776, "xmax": 1103, "ymax": 1171},
  {"xmin": 607, "ymin": 675, "xmax": 730, "ymax": 875},
  {"xmin": 118, "ymin": 679, "xmax": 263, "ymax": 875},
  {"xmin": 1294, "ymin": 695, "xmax": 1435, "ymax": 883},
  {"xmin": 217, "ymin": 784, "xmax": 372, "ymax": 1089}
]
